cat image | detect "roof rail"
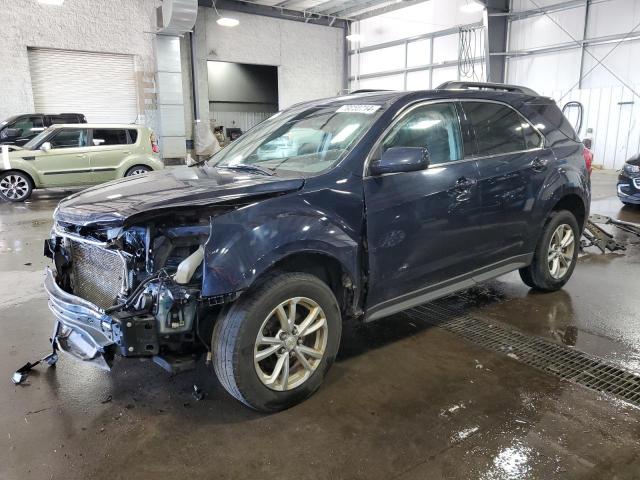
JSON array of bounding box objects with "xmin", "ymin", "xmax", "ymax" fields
[
  {"xmin": 349, "ymin": 89, "xmax": 390, "ymax": 94},
  {"xmin": 436, "ymin": 81, "xmax": 539, "ymax": 96}
]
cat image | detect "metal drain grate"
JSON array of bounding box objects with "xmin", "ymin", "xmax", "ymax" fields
[{"xmin": 402, "ymin": 301, "xmax": 640, "ymax": 407}]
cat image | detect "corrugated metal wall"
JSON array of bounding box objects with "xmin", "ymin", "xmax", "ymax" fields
[{"xmin": 544, "ymin": 85, "xmax": 640, "ymax": 170}]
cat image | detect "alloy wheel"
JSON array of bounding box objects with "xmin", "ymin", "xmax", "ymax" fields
[
  {"xmin": 0, "ymin": 174, "xmax": 29, "ymax": 201},
  {"xmin": 128, "ymin": 167, "xmax": 149, "ymax": 176},
  {"xmin": 254, "ymin": 297, "xmax": 328, "ymax": 391},
  {"xmin": 547, "ymin": 224, "xmax": 575, "ymax": 279}
]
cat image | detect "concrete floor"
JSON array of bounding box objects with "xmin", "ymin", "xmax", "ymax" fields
[{"xmin": 1, "ymin": 171, "xmax": 639, "ymax": 480}]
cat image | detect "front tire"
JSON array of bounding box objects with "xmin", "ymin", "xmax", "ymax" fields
[
  {"xmin": 519, "ymin": 210, "xmax": 579, "ymax": 292},
  {"xmin": 0, "ymin": 171, "xmax": 33, "ymax": 202},
  {"xmin": 212, "ymin": 272, "xmax": 342, "ymax": 412}
]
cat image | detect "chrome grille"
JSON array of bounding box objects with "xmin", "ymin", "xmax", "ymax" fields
[{"xmin": 70, "ymin": 242, "xmax": 125, "ymax": 309}]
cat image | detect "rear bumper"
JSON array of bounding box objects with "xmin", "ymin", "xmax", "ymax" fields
[{"xmin": 44, "ymin": 268, "xmax": 116, "ymax": 370}]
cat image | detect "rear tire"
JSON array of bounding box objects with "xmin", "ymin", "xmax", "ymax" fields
[
  {"xmin": 212, "ymin": 272, "xmax": 341, "ymax": 412},
  {"xmin": 125, "ymin": 165, "xmax": 151, "ymax": 176},
  {"xmin": 0, "ymin": 170, "xmax": 33, "ymax": 202},
  {"xmin": 519, "ymin": 210, "xmax": 579, "ymax": 292}
]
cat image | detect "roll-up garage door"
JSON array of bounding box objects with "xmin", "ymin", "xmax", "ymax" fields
[{"xmin": 28, "ymin": 48, "xmax": 138, "ymax": 124}]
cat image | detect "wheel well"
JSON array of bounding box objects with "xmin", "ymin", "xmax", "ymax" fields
[
  {"xmin": 259, "ymin": 253, "xmax": 355, "ymax": 317},
  {"xmin": 552, "ymin": 194, "xmax": 586, "ymax": 230},
  {"xmin": 1, "ymin": 169, "xmax": 35, "ymax": 188}
]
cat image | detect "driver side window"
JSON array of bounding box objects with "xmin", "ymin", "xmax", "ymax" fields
[
  {"xmin": 48, "ymin": 129, "xmax": 89, "ymax": 149},
  {"xmin": 381, "ymin": 103, "xmax": 463, "ymax": 165}
]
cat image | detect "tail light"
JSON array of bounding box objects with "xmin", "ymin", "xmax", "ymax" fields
[
  {"xmin": 583, "ymin": 147, "xmax": 593, "ymax": 176},
  {"xmin": 150, "ymin": 133, "xmax": 159, "ymax": 154}
]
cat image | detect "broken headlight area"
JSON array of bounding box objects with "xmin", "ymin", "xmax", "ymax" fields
[{"xmin": 45, "ymin": 216, "xmax": 219, "ymax": 372}]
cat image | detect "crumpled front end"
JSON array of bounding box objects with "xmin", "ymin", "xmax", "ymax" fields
[{"xmin": 44, "ymin": 212, "xmax": 215, "ymax": 371}]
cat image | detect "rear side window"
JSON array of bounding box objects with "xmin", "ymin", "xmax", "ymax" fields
[
  {"xmin": 381, "ymin": 103, "xmax": 463, "ymax": 165},
  {"xmin": 462, "ymin": 102, "xmax": 542, "ymax": 156},
  {"xmin": 92, "ymin": 129, "xmax": 129, "ymax": 146},
  {"xmin": 128, "ymin": 129, "xmax": 138, "ymax": 143},
  {"xmin": 49, "ymin": 128, "xmax": 89, "ymax": 148}
]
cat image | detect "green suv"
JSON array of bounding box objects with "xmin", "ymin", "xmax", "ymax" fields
[{"xmin": 0, "ymin": 124, "xmax": 163, "ymax": 202}]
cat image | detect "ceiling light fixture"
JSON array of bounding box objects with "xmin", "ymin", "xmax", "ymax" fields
[
  {"xmin": 216, "ymin": 17, "xmax": 239, "ymax": 27},
  {"xmin": 460, "ymin": 0, "xmax": 485, "ymax": 13},
  {"xmin": 212, "ymin": 1, "xmax": 239, "ymax": 27},
  {"xmin": 37, "ymin": 0, "xmax": 64, "ymax": 5}
]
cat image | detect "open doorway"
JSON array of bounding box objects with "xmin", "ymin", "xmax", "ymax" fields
[{"xmin": 207, "ymin": 61, "xmax": 278, "ymax": 146}]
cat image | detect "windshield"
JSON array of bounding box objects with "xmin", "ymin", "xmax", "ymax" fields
[
  {"xmin": 209, "ymin": 104, "xmax": 382, "ymax": 176},
  {"xmin": 1, "ymin": 116, "xmax": 18, "ymax": 127},
  {"xmin": 23, "ymin": 127, "xmax": 55, "ymax": 150}
]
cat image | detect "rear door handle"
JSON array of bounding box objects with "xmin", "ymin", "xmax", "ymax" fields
[
  {"xmin": 531, "ymin": 157, "xmax": 548, "ymax": 171},
  {"xmin": 76, "ymin": 154, "xmax": 87, "ymax": 158}
]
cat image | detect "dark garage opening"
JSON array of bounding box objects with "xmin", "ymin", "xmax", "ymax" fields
[{"xmin": 207, "ymin": 61, "xmax": 278, "ymax": 144}]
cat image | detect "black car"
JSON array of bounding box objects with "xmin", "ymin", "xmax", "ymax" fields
[
  {"xmin": 43, "ymin": 82, "xmax": 591, "ymax": 411},
  {"xmin": 618, "ymin": 154, "xmax": 640, "ymax": 205},
  {"xmin": 0, "ymin": 113, "xmax": 86, "ymax": 146}
]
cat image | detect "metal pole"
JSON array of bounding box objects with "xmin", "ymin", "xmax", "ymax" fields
[{"xmin": 578, "ymin": 0, "xmax": 590, "ymax": 89}]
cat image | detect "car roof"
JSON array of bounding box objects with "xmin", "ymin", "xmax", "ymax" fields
[
  {"xmin": 48, "ymin": 123, "xmax": 147, "ymax": 129},
  {"xmin": 287, "ymin": 87, "xmax": 546, "ymax": 115}
]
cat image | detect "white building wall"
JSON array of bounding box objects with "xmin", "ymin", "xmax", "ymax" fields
[
  {"xmin": 506, "ymin": 0, "xmax": 640, "ymax": 92},
  {"xmin": 349, "ymin": 0, "xmax": 485, "ymax": 91},
  {"xmin": 0, "ymin": 0, "xmax": 160, "ymax": 124},
  {"xmin": 199, "ymin": 7, "xmax": 344, "ymax": 111},
  {"xmin": 505, "ymin": 0, "xmax": 640, "ymax": 167},
  {"xmin": 355, "ymin": 0, "xmax": 485, "ymax": 48}
]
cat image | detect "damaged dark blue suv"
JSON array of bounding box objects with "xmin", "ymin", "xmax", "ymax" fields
[{"xmin": 44, "ymin": 82, "xmax": 591, "ymax": 411}]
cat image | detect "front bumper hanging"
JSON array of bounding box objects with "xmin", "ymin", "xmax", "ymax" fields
[{"xmin": 44, "ymin": 268, "xmax": 117, "ymax": 370}]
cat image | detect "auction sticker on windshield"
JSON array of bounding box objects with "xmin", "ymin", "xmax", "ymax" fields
[{"xmin": 337, "ymin": 105, "xmax": 381, "ymax": 114}]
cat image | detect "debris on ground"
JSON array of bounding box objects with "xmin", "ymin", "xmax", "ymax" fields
[
  {"xmin": 192, "ymin": 384, "xmax": 205, "ymax": 401},
  {"xmin": 11, "ymin": 350, "xmax": 58, "ymax": 385},
  {"xmin": 100, "ymin": 395, "xmax": 113, "ymax": 404},
  {"xmin": 582, "ymin": 214, "xmax": 640, "ymax": 253}
]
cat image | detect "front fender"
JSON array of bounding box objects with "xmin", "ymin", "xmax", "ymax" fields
[
  {"xmin": 201, "ymin": 180, "xmax": 363, "ymax": 298},
  {"xmin": 1, "ymin": 156, "xmax": 41, "ymax": 187}
]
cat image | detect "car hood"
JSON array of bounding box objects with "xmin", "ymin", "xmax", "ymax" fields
[
  {"xmin": 626, "ymin": 153, "xmax": 640, "ymax": 167},
  {"xmin": 55, "ymin": 165, "xmax": 305, "ymax": 227}
]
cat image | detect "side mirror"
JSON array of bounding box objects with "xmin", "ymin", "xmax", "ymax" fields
[
  {"xmin": 370, "ymin": 147, "xmax": 430, "ymax": 176},
  {"xmin": 41, "ymin": 142, "xmax": 52, "ymax": 152},
  {"xmin": 2, "ymin": 128, "xmax": 22, "ymax": 139}
]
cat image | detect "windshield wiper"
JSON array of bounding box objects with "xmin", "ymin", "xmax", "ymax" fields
[{"xmin": 218, "ymin": 164, "xmax": 275, "ymax": 176}]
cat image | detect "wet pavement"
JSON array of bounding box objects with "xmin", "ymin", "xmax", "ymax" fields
[{"xmin": 1, "ymin": 172, "xmax": 639, "ymax": 479}]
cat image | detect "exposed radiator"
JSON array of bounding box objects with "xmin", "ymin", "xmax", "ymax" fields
[{"xmin": 70, "ymin": 242, "xmax": 126, "ymax": 310}]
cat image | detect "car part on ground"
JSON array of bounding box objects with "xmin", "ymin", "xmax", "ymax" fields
[
  {"xmin": 38, "ymin": 83, "xmax": 590, "ymax": 410},
  {"xmin": 581, "ymin": 214, "xmax": 640, "ymax": 253},
  {"xmin": 11, "ymin": 349, "xmax": 58, "ymax": 385}
]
